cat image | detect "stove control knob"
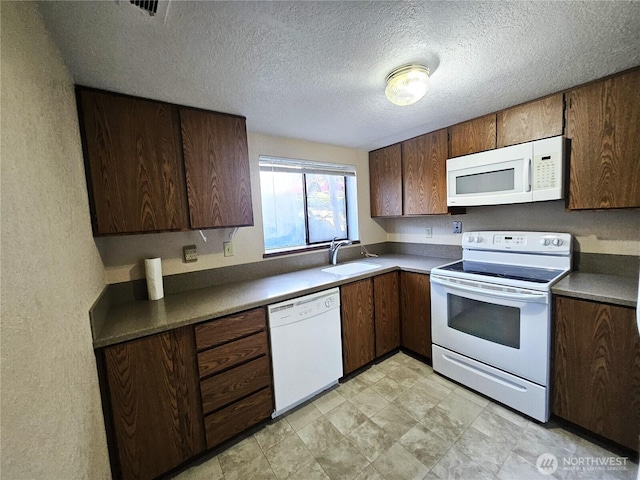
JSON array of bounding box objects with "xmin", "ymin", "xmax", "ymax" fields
[
  {"xmin": 467, "ymin": 236, "xmax": 475, "ymax": 243},
  {"xmin": 539, "ymin": 238, "xmax": 550, "ymax": 246},
  {"xmin": 552, "ymin": 238, "xmax": 563, "ymax": 246},
  {"xmin": 475, "ymin": 236, "xmax": 483, "ymax": 243}
]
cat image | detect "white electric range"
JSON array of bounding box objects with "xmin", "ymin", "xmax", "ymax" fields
[{"xmin": 430, "ymin": 231, "xmax": 572, "ymax": 421}]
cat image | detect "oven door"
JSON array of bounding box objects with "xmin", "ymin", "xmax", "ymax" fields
[{"xmin": 430, "ymin": 274, "xmax": 550, "ymax": 385}]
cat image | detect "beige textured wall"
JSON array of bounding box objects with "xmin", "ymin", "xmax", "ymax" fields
[
  {"xmin": 97, "ymin": 132, "xmax": 388, "ymax": 283},
  {"xmin": 96, "ymin": 127, "xmax": 640, "ymax": 284},
  {"xmin": 0, "ymin": 3, "xmax": 110, "ymax": 479},
  {"xmin": 385, "ymin": 201, "xmax": 640, "ymax": 256}
]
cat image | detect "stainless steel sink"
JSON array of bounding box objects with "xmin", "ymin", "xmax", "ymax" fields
[{"xmin": 321, "ymin": 262, "xmax": 381, "ymax": 276}]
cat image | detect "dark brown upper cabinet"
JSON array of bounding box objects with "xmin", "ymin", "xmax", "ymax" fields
[
  {"xmin": 179, "ymin": 108, "xmax": 253, "ymax": 228},
  {"xmin": 369, "ymin": 144, "xmax": 402, "ymax": 217},
  {"xmin": 368, "ymin": 129, "xmax": 448, "ymax": 218},
  {"xmin": 77, "ymin": 88, "xmax": 253, "ymax": 235},
  {"xmin": 497, "ymin": 93, "xmax": 564, "ymax": 148},
  {"xmin": 565, "ymin": 69, "xmax": 640, "ymax": 210},
  {"xmin": 402, "ymin": 129, "xmax": 448, "ymax": 215},
  {"xmin": 450, "ymin": 96, "xmax": 563, "ymax": 157},
  {"xmin": 448, "ymin": 114, "xmax": 497, "ymax": 158},
  {"xmin": 78, "ymin": 90, "xmax": 189, "ymax": 235}
]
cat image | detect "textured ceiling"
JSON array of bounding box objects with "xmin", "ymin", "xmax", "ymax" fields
[{"xmin": 38, "ymin": 1, "xmax": 640, "ymax": 151}]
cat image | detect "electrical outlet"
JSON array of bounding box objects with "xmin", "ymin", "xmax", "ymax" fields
[
  {"xmin": 183, "ymin": 245, "xmax": 197, "ymax": 263},
  {"xmin": 223, "ymin": 241, "xmax": 234, "ymax": 257},
  {"xmin": 453, "ymin": 221, "xmax": 462, "ymax": 234},
  {"xmin": 425, "ymin": 227, "xmax": 433, "ymax": 238}
]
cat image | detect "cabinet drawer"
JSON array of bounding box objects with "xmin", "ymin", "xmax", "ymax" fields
[
  {"xmin": 198, "ymin": 331, "xmax": 268, "ymax": 378},
  {"xmin": 200, "ymin": 356, "xmax": 271, "ymax": 414},
  {"xmin": 204, "ymin": 387, "xmax": 273, "ymax": 449},
  {"xmin": 195, "ymin": 308, "xmax": 266, "ymax": 351}
]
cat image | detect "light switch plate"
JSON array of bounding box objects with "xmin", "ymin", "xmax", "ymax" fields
[
  {"xmin": 453, "ymin": 221, "xmax": 462, "ymax": 234},
  {"xmin": 183, "ymin": 245, "xmax": 197, "ymax": 263},
  {"xmin": 224, "ymin": 242, "xmax": 234, "ymax": 257}
]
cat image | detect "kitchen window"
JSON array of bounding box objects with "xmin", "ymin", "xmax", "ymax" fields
[{"xmin": 259, "ymin": 156, "xmax": 358, "ymax": 255}]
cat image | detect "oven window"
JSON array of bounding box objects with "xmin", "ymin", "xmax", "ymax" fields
[
  {"xmin": 447, "ymin": 294, "xmax": 520, "ymax": 348},
  {"xmin": 456, "ymin": 168, "xmax": 515, "ymax": 194}
]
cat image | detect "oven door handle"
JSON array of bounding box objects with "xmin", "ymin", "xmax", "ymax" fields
[{"xmin": 430, "ymin": 276, "xmax": 548, "ymax": 303}]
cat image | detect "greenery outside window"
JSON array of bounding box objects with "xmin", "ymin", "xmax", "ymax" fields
[{"xmin": 259, "ymin": 156, "xmax": 358, "ymax": 254}]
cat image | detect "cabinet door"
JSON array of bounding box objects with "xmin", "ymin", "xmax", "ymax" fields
[
  {"xmin": 448, "ymin": 114, "xmax": 496, "ymax": 158},
  {"xmin": 374, "ymin": 272, "xmax": 400, "ymax": 356},
  {"xmin": 369, "ymin": 144, "xmax": 402, "ymax": 217},
  {"xmin": 341, "ymin": 279, "xmax": 375, "ymax": 374},
  {"xmin": 103, "ymin": 327, "xmax": 205, "ymax": 480},
  {"xmin": 400, "ymin": 272, "xmax": 431, "ymax": 358},
  {"xmin": 566, "ymin": 69, "xmax": 640, "ymax": 209},
  {"xmin": 78, "ymin": 90, "xmax": 188, "ymax": 235},
  {"xmin": 179, "ymin": 109, "xmax": 254, "ymax": 228},
  {"xmin": 402, "ymin": 129, "xmax": 448, "ymax": 215},
  {"xmin": 497, "ymin": 93, "xmax": 564, "ymax": 147},
  {"xmin": 552, "ymin": 296, "xmax": 640, "ymax": 450}
]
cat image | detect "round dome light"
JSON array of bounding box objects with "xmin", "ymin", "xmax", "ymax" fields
[{"xmin": 385, "ymin": 64, "xmax": 430, "ymax": 106}]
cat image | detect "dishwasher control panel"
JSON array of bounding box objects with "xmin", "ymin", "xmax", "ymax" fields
[{"xmin": 268, "ymin": 288, "xmax": 341, "ymax": 328}]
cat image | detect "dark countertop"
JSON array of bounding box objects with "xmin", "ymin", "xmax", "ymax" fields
[
  {"xmin": 552, "ymin": 272, "xmax": 638, "ymax": 308},
  {"xmin": 93, "ymin": 254, "xmax": 456, "ymax": 348},
  {"xmin": 93, "ymin": 255, "xmax": 638, "ymax": 349}
]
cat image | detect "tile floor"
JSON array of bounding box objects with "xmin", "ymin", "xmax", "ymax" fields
[{"xmin": 175, "ymin": 352, "xmax": 638, "ymax": 480}]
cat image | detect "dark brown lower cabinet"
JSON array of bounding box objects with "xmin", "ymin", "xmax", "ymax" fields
[
  {"xmin": 204, "ymin": 388, "xmax": 273, "ymax": 448},
  {"xmin": 341, "ymin": 272, "xmax": 402, "ymax": 374},
  {"xmin": 195, "ymin": 307, "xmax": 274, "ymax": 450},
  {"xmin": 552, "ymin": 296, "xmax": 640, "ymax": 451},
  {"xmin": 341, "ymin": 278, "xmax": 375, "ymax": 374},
  {"xmin": 101, "ymin": 307, "xmax": 276, "ymax": 479},
  {"xmin": 102, "ymin": 327, "xmax": 205, "ymax": 480},
  {"xmin": 401, "ymin": 272, "xmax": 432, "ymax": 359},
  {"xmin": 374, "ymin": 272, "xmax": 401, "ymax": 356}
]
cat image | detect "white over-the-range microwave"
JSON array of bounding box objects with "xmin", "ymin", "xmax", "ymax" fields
[{"xmin": 447, "ymin": 135, "xmax": 566, "ymax": 207}]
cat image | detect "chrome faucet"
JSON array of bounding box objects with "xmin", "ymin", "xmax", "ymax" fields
[{"xmin": 329, "ymin": 237, "xmax": 352, "ymax": 265}]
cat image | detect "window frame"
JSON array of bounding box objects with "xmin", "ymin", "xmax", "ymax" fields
[{"xmin": 259, "ymin": 156, "xmax": 358, "ymax": 257}]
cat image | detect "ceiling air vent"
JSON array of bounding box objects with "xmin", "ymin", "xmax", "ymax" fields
[
  {"xmin": 122, "ymin": 0, "xmax": 169, "ymax": 21},
  {"xmin": 130, "ymin": 0, "xmax": 158, "ymax": 15}
]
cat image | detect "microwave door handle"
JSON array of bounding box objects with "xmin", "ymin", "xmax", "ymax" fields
[
  {"xmin": 430, "ymin": 276, "xmax": 547, "ymax": 303},
  {"xmin": 524, "ymin": 157, "xmax": 531, "ymax": 192}
]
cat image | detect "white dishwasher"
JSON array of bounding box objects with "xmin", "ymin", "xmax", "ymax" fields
[{"xmin": 268, "ymin": 287, "xmax": 343, "ymax": 417}]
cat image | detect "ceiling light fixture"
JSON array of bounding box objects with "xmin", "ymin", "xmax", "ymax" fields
[{"xmin": 385, "ymin": 64, "xmax": 430, "ymax": 106}]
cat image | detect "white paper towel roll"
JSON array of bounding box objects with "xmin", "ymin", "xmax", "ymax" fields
[{"xmin": 145, "ymin": 258, "xmax": 164, "ymax": 301}]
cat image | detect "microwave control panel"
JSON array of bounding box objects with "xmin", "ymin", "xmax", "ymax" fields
[
  {"xmin": 533, "ymin": 152, "xmax": 561, "ymax": 190},
  {"xmin": 531, "ymin": 136, "xmax": 565, "ymax": 201}
]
